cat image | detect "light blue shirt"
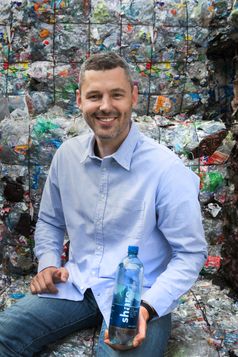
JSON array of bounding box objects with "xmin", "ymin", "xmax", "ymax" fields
[{"xmin": 34, "ymin": 121, "xmax": 207, "ymax": 325}]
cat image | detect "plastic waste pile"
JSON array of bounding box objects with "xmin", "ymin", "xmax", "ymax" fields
[{"xmin": 0, "ymin": 1, "xmax": 238, "ymax": 356}]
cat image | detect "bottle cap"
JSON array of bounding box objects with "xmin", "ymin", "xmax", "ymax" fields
[{"xmin": 128, "ymin": 246, "xmax": 139, "ymax": 255}]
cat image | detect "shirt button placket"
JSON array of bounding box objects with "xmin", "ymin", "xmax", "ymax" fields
[{"xmin": 95, "ymin": 163, "xmax": 108, "ymax": 260}]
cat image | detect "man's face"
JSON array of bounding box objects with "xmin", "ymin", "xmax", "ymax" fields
[{"xmin": 76, "ymin": 67, "xmax": 138, "ymax": 152}]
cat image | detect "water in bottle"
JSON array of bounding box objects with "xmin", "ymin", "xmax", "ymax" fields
[{"xmin": 109, "ymin": 245, "xmax": 144, "ymax": 346}]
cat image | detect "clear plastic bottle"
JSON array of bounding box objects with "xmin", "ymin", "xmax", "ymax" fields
[{"xmin": 109, "ymin": 245, "xmax": 144, "ymax": 346}]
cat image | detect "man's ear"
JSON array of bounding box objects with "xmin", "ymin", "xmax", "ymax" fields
[
  {"xmin": 76, "ymin": 89, "xmax": 81, "ymax": 109},
  {"xmin": 132, "ymin": 84, "xmax": 139, "ymax": 109}
]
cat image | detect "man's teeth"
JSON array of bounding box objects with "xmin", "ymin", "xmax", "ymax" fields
[{"xmin": 99, "ymin": 118, "xmax": 115, "ymax": 122}]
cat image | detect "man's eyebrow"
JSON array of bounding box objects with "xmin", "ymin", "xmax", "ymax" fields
[
  {"xmin": 86, "ymin": 88, "xmax": 127, "ymax": 95},
  {"xmin": 111, "ymin": 88, "xmax": 126, "ymax": 93},
  {"xmin": 85, "ymin": 90, "xmax": 101, "ymax": 96}
]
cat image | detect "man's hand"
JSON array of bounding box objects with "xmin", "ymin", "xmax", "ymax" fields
[
  {"xmin": 104, "ymin": 305, "xmax": 149, "ymax": 351},
  {"xmin": 30, "ymin": 266, "xmax": 69, "ymax": 294}
]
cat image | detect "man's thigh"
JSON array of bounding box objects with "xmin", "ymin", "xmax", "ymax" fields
[
  {"xmin": 96, "ymin": 314, "xmax": 171, "ymax": 357},
  {"xmin": 0, "ymin": 289, "xmax": 102, "ymax": 357}
]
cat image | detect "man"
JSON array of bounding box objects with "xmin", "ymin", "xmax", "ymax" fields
[{"xmin": 0, "ymin": 52, "xmax": 207, "ymax": 356}]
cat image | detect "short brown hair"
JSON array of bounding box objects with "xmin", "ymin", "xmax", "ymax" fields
[{"xmin": 79, "ymin": 52, "xmax": 134, "ymax": 90}]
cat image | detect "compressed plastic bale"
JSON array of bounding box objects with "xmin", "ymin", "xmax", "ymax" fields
[
  {"xmin": 90, "ymin": 0, "xmax": 120, "ymax": 24},
  {"xmin": 27, "ymin": 0, "xmax": 55, "ymax": 24},
  {"xmin": 54, "ymin": 23, "xmax": 88, "ymax": 62},
  {"xmin": 30, "ymin": 22, "xmax": 53, "ymax": 61},
  {"xmin": 90, "ymin": 24, "xmax": 121, "ymax": 54},
  {"xmin": 121, "ymin": 0, "xmax": 154, "ymax": 25},
  {"xmin": 0, "ymin": 116, "xmax": 30, "ymax": 165},
  {"xmin": 152, "ymin": 27, "xmax": 187, "ymax": 63},
  {"xmin": 55, "ymin": 0, "xmax": 90, "ymax": 23}
]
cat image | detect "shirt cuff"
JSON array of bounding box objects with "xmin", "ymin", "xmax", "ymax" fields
[{"xmin": 38, "ymin": 252, "xmax": 61, "ymax": 272}]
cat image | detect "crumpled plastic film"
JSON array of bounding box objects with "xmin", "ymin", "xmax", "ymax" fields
[
  {"xmin": 27, "ymin": 0, "xmax": 55, "ymax": 24},
  {"xmin": 150, "ymin": 62, "xmax": 186, "ymax": 95},
  {"xmin": 199, "ymin": 165, "xmax": 228, "ymax": 192},
  {"xmin": 55, "ymin": 0, "xmax": 90, "ymax": 23},
  {"xmin": 121, "ymin": 0, "xmax": 154, "ymax": 25},
  {"xmin": 90, "ymin": 24, "xmax": 121, "ymax": 54},
  {"xmin": 228, "ymin": 0, "xmax": 238, "ymax": 27},
  {"xmin": 29, "ymin": 107, "xmax": 89, "ymax": 165},
  {"xmin": 0, "ymin": 163, "xmax": 35, "ymax": 275},
  {"xmin": 30, "ymin": 22, "xmax": 53, "ymax": 61},
  {"xmin": 0, "ymin": 25, "xmax": 9, "ymax": 62},
  {"xmin": 185, "ymin": 61, "xmax": 209, "ymax": 90},
  {"xmin": 128, "ymin": 62, "xmax": 150, "ymax": 94},
  {"xmin": 30, "ymin": 116, "xmax": 64, "ymax": 165},
  {"xmin": 0, "ymin": 97, "xmax": 10, "ymax": 120},
  {"xmin": 158, "ymin": 119, "xmax": 197, "ymax": 156},
  {"xmin": 135, "ymin": 94, "xmax": 149, "ymax": 116},
  {"xmin": 0, "ymin": 1, "xmax": 11, "ymax": 25},
  {"xmin": 155, "ymin": 0, "xmax": 187, "ymax": 27},
  {"xmin": 212, "ymin": 0, "xmax": 231, "ymax": 20},
  {"xmin": 27, "ymin": 62, "xmax": 54, "ymax": 113},
  {"xmin": 54, "ymin": 24, "xmax": 88, "ymax": 63},
  {"xmin": 7, "ymin": 63, "xmax": 30, "ymax": 95},
  {"xmin": 181, "ymin": 90, "xmax": 209, "ymax": 114},
  {"xmin": 187, "ymin": 27, "xmax": 209, "ymax": 62},
  {"xmin": 0, "ymin": 115, "xmax": 30, "ymax": 165},
  {"xmin": 54, "ymin": 63, "xmax": 80, "ymax": 113},
  {"xmin": 188, "ymin": 0, "xmax": 215, "ymax": 27},
  {"xmin": 166, "ymin": 279, "xmax": 238, "ymax": 357},
  {"xmin": 9, "ymin": 26, "xmax": 31, "ymax": 63},
  {"xmin": 152, "ymin": 27, "xmax": 187, "ymax": 63},
  {"xmin": 199, "ymin": 131, "xmax": 235, "ymax": 166},
  {"xmin": 0, "ymin": 65, "xmax": 7, "ymax": 95},
  {"xmin": 132, "ymin": 114, "xmax": 159, "ymax": 141},
  {"xmin": 121, "ymin": 24, "xmax": 152, "ymax": 63},
  {"xmin": 29, "ymin": 91, "xmax": 54, "ymax": 114},
  {"xmin": 11, "ymin": 0, "xmax": 29, "ymax": 27},
  {"xmin": 90, "ymin": 0, "xmax": 120, "ymax": 24}
]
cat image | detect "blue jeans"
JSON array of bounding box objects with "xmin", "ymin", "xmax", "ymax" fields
[{"xmin": 0, "ymin": 290, "xmax": 171, "ymax": 357}]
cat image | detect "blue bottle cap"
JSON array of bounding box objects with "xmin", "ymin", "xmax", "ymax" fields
[{"xmin": 128, "ymin": 246, "xmax": 139, "ymax": 255}]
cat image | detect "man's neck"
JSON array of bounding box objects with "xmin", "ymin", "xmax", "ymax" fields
[{"xmin": 94, "ymin": 140, "xmax": 118, "ymax": 158}]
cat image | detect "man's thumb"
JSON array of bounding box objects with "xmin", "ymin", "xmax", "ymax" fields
[{"xmin": 53, "ymin": 267, "xmax": 69, "ymax": 282}]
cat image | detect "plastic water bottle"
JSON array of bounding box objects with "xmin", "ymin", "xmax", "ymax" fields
[{"xmin": 109, "ymin": 245, "xmax": 144, "ymax": 346}]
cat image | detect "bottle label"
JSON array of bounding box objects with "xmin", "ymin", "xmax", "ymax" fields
[{"xmin": 110, "ymin": 303, "xmax": 139, "ymax": 329}]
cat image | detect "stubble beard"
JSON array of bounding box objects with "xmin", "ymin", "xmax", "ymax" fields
[{"xmin": 83, "ymin": 109, "xmax": 132, "ymax": 142}]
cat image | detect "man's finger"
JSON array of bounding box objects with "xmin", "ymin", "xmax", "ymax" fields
[
  {"xmin": 30, "ymin": 268, "xmax": 59, "ymax": 294},
  {"xmin": 53, "ymin": 267, "xmax": 69, "ymax": 283},
  {"xmin": 104, "ymin": 329, "xmax": 137, "ymax": 351}
]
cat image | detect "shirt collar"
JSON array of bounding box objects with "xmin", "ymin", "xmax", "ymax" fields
[
  {"xmin": 111, "ymin": 122, "xmax": 140, "ymax": 171},
  {"xmin": 80, "ymin": 122, "xmax": 140, "ymax": 171}
]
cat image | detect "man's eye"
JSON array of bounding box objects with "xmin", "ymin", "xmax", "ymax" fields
[
  {"xmin": 113, "ymin": 93, "xmax": 123, "ymax": 98},
  {"xmin": 88, "ymin": 95, "xmax": 99, "ymax": 100}
]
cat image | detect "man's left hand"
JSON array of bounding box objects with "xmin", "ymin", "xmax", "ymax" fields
[{"xmin": 104, "ymin": 305, "xmax": 149, "ymax": 351}]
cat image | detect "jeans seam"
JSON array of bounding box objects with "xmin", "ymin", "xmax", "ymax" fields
[
  {"xmin": 19, "ymin": 312, "xmax": 98, "ymax": 355},
  {"xmin": 0, "ymin": 343, "xmax": 23, "ymax": 357}
]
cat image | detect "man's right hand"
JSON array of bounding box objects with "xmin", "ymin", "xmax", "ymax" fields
[{"xmin": 30, "ymin": 266, "xmax": 69, "ymax": 294}]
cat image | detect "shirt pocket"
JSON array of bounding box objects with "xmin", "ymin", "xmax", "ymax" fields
[
  {"xmin": 104, "ymin": 198, "xmax": 145, "ymax": 240},
  {"xmin": 99, "ymin": 199, "xmax": 145, "ymax": 279}
]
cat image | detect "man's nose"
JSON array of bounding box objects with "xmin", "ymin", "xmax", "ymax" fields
[{"xmin": 99, "ymin": 95, "xmax": 112, "ymax": 112}]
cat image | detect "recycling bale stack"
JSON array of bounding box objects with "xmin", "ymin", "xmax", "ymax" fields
[{"xmin": 0, "ymin": 0, "xmax": 237, "ymax": 309}]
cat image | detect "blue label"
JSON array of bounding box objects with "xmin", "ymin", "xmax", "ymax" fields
[{"xmin": 110, "ymin": 303, "xmax": 139, "ymax": 329}]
